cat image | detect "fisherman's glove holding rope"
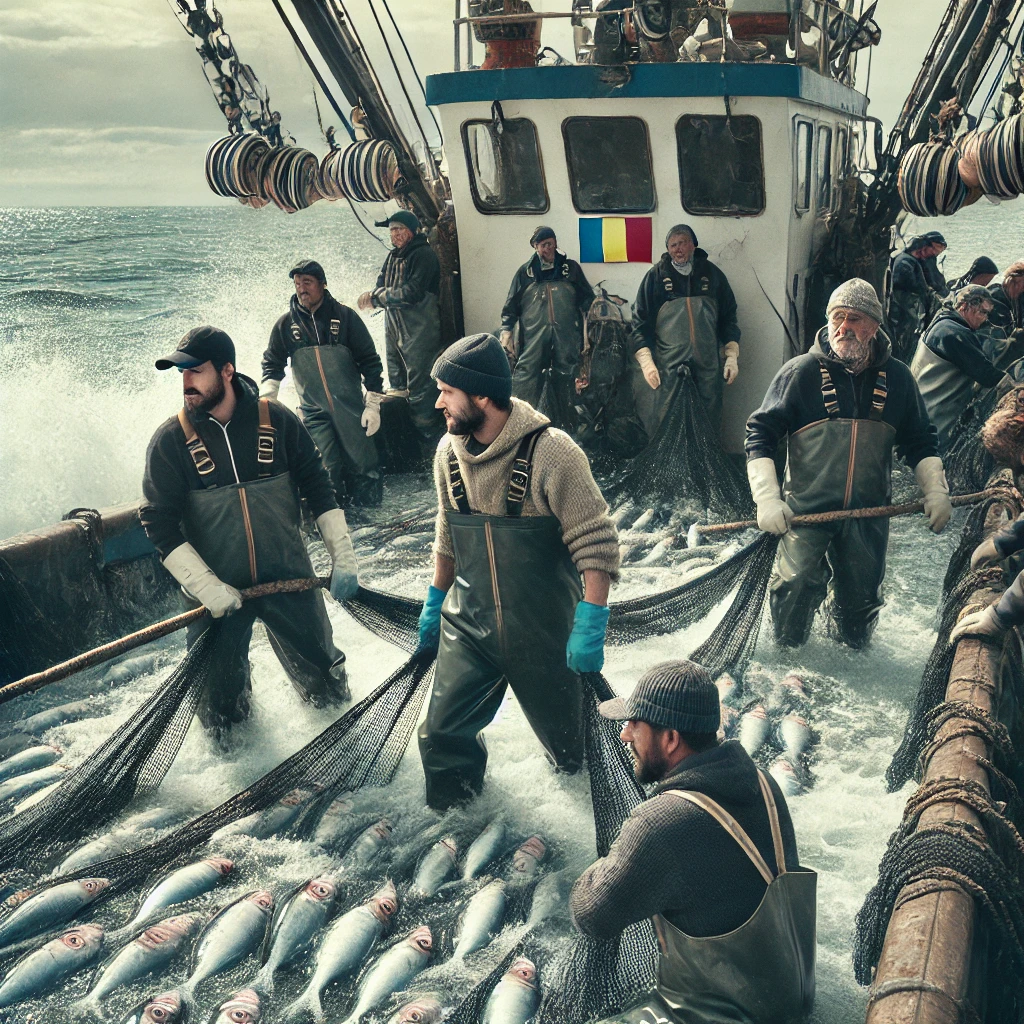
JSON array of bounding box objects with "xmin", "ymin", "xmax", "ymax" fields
[
  {"xmin": 915, "ymin": 456, "xmax": 953, "ymax": 532},
  {"xmin": 635, "ymin": 347, "xmax": 661, "ymax": 390},
  {"xmin": 161, "ymin": 542, "xmax": 242, "ymax": 618},
  {"xmin": 950, "ymin": 604, "xmax": 1008, "ymax": 643},
  {"xmin": 722, "ymin": 341, "xmax": 740, "ymax": 385},
  {"xmin": 361, "ymin": 391, "xmax": 384, "ymax": 437},
  {"xmin": 747, "ymin": 457, "xmax": 794, "ymax": 536},
  {"xmin": 416, "ymin": 584, "xmax": 446, "ymax": 653},
  {"xmin": 258, "ymin": 377, "xmax": 281, "ymax": 401},
  {"xmin": 317, "ymin": 509, "xmax": 360, "ymax": 601},
  {"xmin": 567, "ymin": 601, "xmax": 610, "ymax": 673}
]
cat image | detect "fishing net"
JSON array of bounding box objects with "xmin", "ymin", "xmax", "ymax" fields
[
  {"xmin": 0, "ymin": 556, "xmax": 72, "ymax": 686},
  {"xmin": 944, "ymin": 390, "xmax": 1000, "ymax": 495}
]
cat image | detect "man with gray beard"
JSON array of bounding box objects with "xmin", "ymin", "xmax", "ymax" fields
[{"xmin": 745, "ymin": 279, "xmax": 950, "ymax": 649}]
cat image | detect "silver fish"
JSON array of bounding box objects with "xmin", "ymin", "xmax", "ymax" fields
[
  {"xmin": 56, "ymin": 808, "xmax": 177, "ymax": 876},
  {"xmin": 312, "ymin": 795, "xmax": 356, "ymax": 848},
  {"xmin": 0, "ymin": 744, "xmax": 62, "ymax": 783},
  {"xmin": 0, "ymin": 923, "xmax": 105, "ymax": 1009},
  {"xmin": 103, "ymin": 653, "xmax": 160, "ymax": 687},
  {"xmin": 181, "ymin": 889, "xmax": 274, "ymax": 999},
  {"xmin": 770, "ymin": 757, "xmax": 803, "ymax": 797},
  {"xmin": 714, "ymin": 673, "xmax": 738, "ymax": 705},
  {"xmin": 483, "ymin": 956, "xmax": 540, "ymax": 1024},
  {"xmin": 0, "ymin": 733, "xmax": 38, "ymax": 760},
  {"xmin": 213, "ymin": 787, "xmax": 316, "ymax": 841},
  {"xmin": 285, "ymin": 880, "xmax": 399, "ymax": 1023},
  {"xmin": 453, "ymin": 879, "xmax": 506, "ymax": 959},
  {"xmin": 344, "ymin": 817, "xmax": 394, "ymax": 870},
  {"xmin": 510, "ymin": 836, "xmax": 547, "ymax": 881},
  {"xmin": 0, "ymin": 877, "xmax": 109, "ymax": 951},
  {"xmin": 636, "ymin": 538, "xmax": 673, "ymax": 566},
  {"xmin": 388, "ymin": 996, "xmax": 443, "ymax": 1023},
  {"xmin": 526, "ymin": 872, "xmax": 565, "ymax": 928},
  {"xmin": 462, "ymin": 818, "xmax": 509, "ymax": 880},
  {"xmin": 631, "ymin": 508, "xmax": 655, "ymax": 531},
  {"xmin": 20, "ymin": 700, "xmax": 93, "ymax": 735},
  {"xmin": 411, "ymin": 837, "xmax": 458, "ymax": 897},
  {"xmin": 125, "ymin": 857, "xmax": 234, "ymax": 932},
  {"xmin": 118, "ymin": 989, "xmax": 187, "ymax": 1024},
  {"xmin": 339, "ymin": 925, "xmax": 433, "ymax": 1024},
  {"xmin": 778, "ymin": 713, "xmax": 812, "ymax": 759},
  {"xmin": 0, "ymin": 761, "xmax": 71, "ymax": 804},
  {"xmin": 79, "ymin": 912, "xmax": 205, "ymax": 1010},
  {"xmin": 738, "ymin": 704, "xmax": 771, "ymax": 756},
  {"xmin": 253, "ymin": 876, "xmax": 337, "ymax": 994},
  {"xmin": 211, "ymin": 987, "xmax": 263, "ymax": 1023}
]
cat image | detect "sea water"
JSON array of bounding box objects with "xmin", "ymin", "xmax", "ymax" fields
[{"xmin": 0, "ymin": 202, "xmax": 1013, "ymax": 1020}]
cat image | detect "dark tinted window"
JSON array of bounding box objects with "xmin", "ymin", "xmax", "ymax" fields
[
  {"xmin": 795, "ymin": 120, "xmax": 813, "ymax": 212},
  {"xmin": 562, "ymin": 117, "xmax": 655, "ymax": 213},
  {"xmin": 676, "ymin": 114, "xmax": 764, "ymax": 216},
  {"xmin": 462, "ymin": 118, "xmax": 548, "ymax": 214},
  {"xmin": 817, "ymin": 125, "xmax": 832, "ymax": 209}
]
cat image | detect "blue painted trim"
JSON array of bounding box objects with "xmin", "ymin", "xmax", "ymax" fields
[
  {"xmin": 103, "ymin": 526, "xmax": 156, "ymax": 565},
  {"xmin": 425, "ymin": 63, "xmax": 867, "ymax": 116}
]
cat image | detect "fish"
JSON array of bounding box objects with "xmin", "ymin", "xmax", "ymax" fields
[
  {"xmin": 253, "ymin": 876, "xmax": 337, "ymax": 994},
  {"xmin": 284, "ymin": 880, "xmax": 398, "ymax": 1022},
  {"xmin": 0, "ymin": 761, "xmax": 71, "ymax": 804},
  {"xmin": 13, "ymin": 779, "xmax": 65, "ymax": 815},
  {"xmin": 714, "ymin": 673, "xmax": 738, "ymax": 705},
  {"xmin": 0, "ymin": 733, "xmax": 39, "ymax": 760},
  {"xmin": 636, "ymin": 538, "xmax": 673, "ymax": 566},
  {"xmin": 103, "ymin": 653, "xmax": 160, "ymax": 686},
  {"xmin": 631, "ymin": 507, "xmax": 655, "ymax": 531},
  {"xmin": 211, "ymin": 987, "xmax": 263, "ymax": 1023},
  {"xmin": 453, "ymin": 879, "xmax": 506, "ymax": 959},
  {"xmin": 462, "ymin": 818, "xmax": 509, "ymax": 880},
  {"xmin": 769, "ymin": 757, "xmax": 803, "ymax": 797},
  {"xmin": 213, "ymin": 787, "xmax": 316, "ymax": 841},
  {"xmin": 0, "ymin": 878, "xmax": 109, "ymax": 951},
  {"xmin": 526, "ymin": 871, "xmax": 566, "ymax": 928},
  {"xmin": 778, "ymin": 673, "xmax": 807, "ymax": 698},
  {"xmin": 181, "ymin": 890, "xmax": 274, "ymax": 1000},
  {"xmin": 0, "ymin": 924, "xmax": 105, "ymax": 1009},
  {"xmin": 56, "ymin": 808, "xmax": 177, "ymax": 876},
  {"xmin": 482, "ymin": 956, "xmax": 541, "ymax": 1024},
  {"xmin": 778, "ymin": 713, "xmax": 812, "ymax": 759},
  {"xmin": 20, "ymin": 700, "xmax": 94, "ymax": 735},
  {"xmin": 123, "ymin": 857, "xmax": 234, "ymax": 933},
  {"xmin": 410, "ymin": 836, "xmax": 458, "ymax": 897},
  {"xmin": 118, "ymin": 990, "xmax": 187, "ymax": 1024},
  {"xmin": 0, "ymin": 744, "xmax": 62, "ymax": 783},
  {"xmin": 510, "ymin": 836, "xmax": 547, "ymax": 881},
  {"xmin": 312, "ymin": 795, "xmax": 356, "ymax": 848},
  {"xmin": 738, "ymin": 705, "xmax": 771, "ymax": 756},
  {"xmin": 388, "ymin": 997, "xmax": 443, "ymax": 1023},
  {"xmin": 78, "ymin": 912, "xmax": 205, "ymax": 1011},
  {"xmin": 343, "ymin": 817, "xmax": 394, "ymax": 870},
  {"xmin": 339, "ymin": 925, "xmax": 433, "ymax": 1024}
]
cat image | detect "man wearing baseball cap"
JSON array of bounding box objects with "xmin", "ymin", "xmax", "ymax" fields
[
  {"xmin": 571, "ymin": 660, "xmax": 815, "ymax": 1024},
  {"xmin": 141, "ymin": 325, "xmax": 360, "ymax": 742},
  {"xmin": 357, "ymin": 210, "xmax": 444, "ymax": 445},
  {"xmin": 262, "ymin": 259, "xmax": 386, "ymax": 506}
]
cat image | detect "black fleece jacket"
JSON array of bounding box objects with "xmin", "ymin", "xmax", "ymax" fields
[
  {"xmin": 891, "ymin": 250, "xmax": 936, "ymax": 304},
  {"xmin": 500, "ymin": 250, "xmax": 594, "ymax": 332},
  {"xmin": 372, "ymin": 234, "xmax": 440, "ymax": 308},
  {"xmin": 262, "ymin": 291, "xmax": 384, "ymax": 393},
  {"xmin": 140, "ymin": 373, "xmax": 338, "ymax": 558},
  {"xmin": 745, "ymin": 327, "xmax": 938, "ymax": 468},
  {"xmin": 631, "ymin": 249, "xmax": 740, "ymax": 353},
  {"xmin": 570, "ymin": 741, "xmax": 800, "ymax": 939},
  {"xmin": 920, "ymin": 308, "xmax": 1004, "ymax": 389}
]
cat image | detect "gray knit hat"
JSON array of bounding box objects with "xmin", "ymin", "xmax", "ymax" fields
[
  {"xmin": 599, "ymin": 659, "xmax": 720, "ymax": 734},
  {"xmin": 665, "ymin": 223, "xmax": 698, "ymax": 248},
  {"xmin": 431, "ymin": 333, "xmax": 512, "ymax": 404},
  {"xmin": 826, "ymin": 278, "xmax": 884, "ymax": 325}
]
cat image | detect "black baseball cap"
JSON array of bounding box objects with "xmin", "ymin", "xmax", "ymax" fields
[
  {"xmin": 599, "ymin": 659, "xmax": 720, "ymax": 734},
  {"xmin": 155, "ymin": 325, "xmax": 236, "ymax": 371},
  {"xmin": 289, "ymin": 259, "xmax": 326, "ymax": 283}
]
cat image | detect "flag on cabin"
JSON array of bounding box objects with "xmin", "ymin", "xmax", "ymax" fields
[{"xmin": 578, "ymin": 217, "xmax": 653, "ymax": 263}]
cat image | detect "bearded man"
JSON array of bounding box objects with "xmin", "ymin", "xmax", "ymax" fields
[{"xmin": 745, "ymin": 279, "xmax": 951, "ymax": 649}]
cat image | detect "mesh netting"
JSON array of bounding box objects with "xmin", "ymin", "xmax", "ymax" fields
[
  {"xmin": 944, "ymin": 394, "xmax": 999, "ymax": 495},
  {"xmin": 0, "ymin": 556, "xmax": 72, "ymax": 685}
]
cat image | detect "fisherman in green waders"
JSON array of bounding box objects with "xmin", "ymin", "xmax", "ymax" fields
[
  {"xmin": 571, "ymin": 660, "xmax": 816, "ymax": 1024},
  {"xmin": 262, "ymin": 260, "xmax": 386, "ymax": 506},
  {"xmin": 631, "ymin": 224, "xmax": 740, "ymax": 437},
  {"xmin": 415, "ymin": 333, "xmax": 620, "ymax": 810},
  {"xmin": 357, "ymin": 210, "xmax": 444, "ymax": 446},
  {"xmin": 142, "ymin": 326, "xmax": 359, "ymax": 742},
  {"xmin": 499, "ymin": 226, "xmax": 594, "ymax": 414}
]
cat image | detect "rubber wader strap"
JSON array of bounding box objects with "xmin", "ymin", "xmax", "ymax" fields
[
  {"xmin": 661, "ymin": 790, "xmax": 775, "ymax": 886},
  {"xmin": 177, "ymin": 408, "xmax": 216, "ymax": 479},
  {"xmin": 870, "ymin": 369, "xmax": 888, "ymax": 420},
  {"xmin": 506, "ymin": 427, "xmax": 548, "ymax": 517},
  {"xmin": 818, "ymin": 363, "xmax": 840, "ymax": 418},
  {"xmin": 257, "ymin": 398, "xmax": 276, "ymax": 477},
  {"xmin": 757, "ymin": 770, "xmax": 788, "ymax": 877},
  {"xmin": 447, "ymin": 447, "xmax": 472, "ymax": 515}
]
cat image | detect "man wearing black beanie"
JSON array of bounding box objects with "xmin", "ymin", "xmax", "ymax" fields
[{"xmin": 415, "ymin": 333, "xmax": 620, "ymax": 810}]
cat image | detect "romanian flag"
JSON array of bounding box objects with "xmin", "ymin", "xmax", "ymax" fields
[{"xmin": 578, "ymin": 217, "xmax": 652, "ymax": 264}]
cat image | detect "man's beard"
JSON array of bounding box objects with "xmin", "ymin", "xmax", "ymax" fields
[
  {"xmin": 829, "ymin": 329, "xmax": 872, "ymax": 374},
  {"xmin": 630, "ymin": 745, "xmax": 669, "ymax": 786},
  {"xmin": 446, "ymin": 404, "xmax": 486, "ymax": 436},
  {"xmin": 184, "ymin": 375, "xmax": 226, "ymax": 413}
]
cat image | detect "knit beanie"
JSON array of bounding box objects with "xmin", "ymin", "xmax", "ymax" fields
[
  {"xmin": 387, "ymin": 210, "xmax": 420, "ymax": 233},
  {"xmin": 599, "ymin": 659, "xmax": 720, "ymax": 734},
  {"xmin": 826, "ymin": 278, "xmax": 884, "ymax": 325},
  {"xmin": 431, "ymin": 333, "xmax": 512, "ymax": 404},
  {"xmin": 665, "ymin": 223, "xmax": 698, "ymax": 248},
  {"xmin": 530, "ymin": 225, "xmax": 556, "ymax": 246}
]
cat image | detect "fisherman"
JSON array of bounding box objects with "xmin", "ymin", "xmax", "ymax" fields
[
  {"xmin": 888, "ymin": 232, "xmax": 948, "ymax": 362},
  {"xmin": 141, "ymin": 326, "xmax": 358, "ymax": 741},
  {"xmin": 357, "ymin": 210, "xmax": 443, "ymax": 446},
  {"xmin": 631, "ymin": 224, "xmax": 740, "ymax": 435},
  {"xmin": 746, "ymin": 279, "xmax": 951, "ymax": 649},
  {"xmin": 910, "ymin": 284, "xmax": 1005, "ymax": 451},
  {"xmin": 499, "ymin": 226, "xmax": 594, "ymax": 414},
  {"xmin": 262, "ymin": 260, "xmax": 386, "ymax": 507},
  {"xmin": 947, "ymin": 255, "xmax": 998, "ymax": 292},
  {"xmin": 416, "ymin": 333, "xmax": 620, "ymax": 810},
  {"xmin": 571, "ymin": 659, "xmax": 815, "ymax": 1024}
]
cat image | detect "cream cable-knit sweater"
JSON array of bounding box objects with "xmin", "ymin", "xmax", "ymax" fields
[{"xmin": 432, "ymin": 399, "xmax": 620, "ymax": 579}]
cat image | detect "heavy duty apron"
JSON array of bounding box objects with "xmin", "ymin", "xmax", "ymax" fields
[
  {"xmin": 512, "ymin": 278, "xmax": 584, "ymax": 408},
  {"xmin": 418, "ymin": 429, "xmax": 585, "ymax": 809},
  {"xmin": 909, "ymin": 339, "xmax": 975, "ymax": 450},
  {"xmin": 385, "ymin": 292, "xmax": 444, "ymax": 441}
]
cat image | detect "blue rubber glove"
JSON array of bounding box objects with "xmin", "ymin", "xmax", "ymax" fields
[
  {"xmin": 417, "ymin": 585, "xmax": 446, "ymax": 653},
  {"xmin": 566, "ymin": 601, "xmax": 610, "ymax": 673}
]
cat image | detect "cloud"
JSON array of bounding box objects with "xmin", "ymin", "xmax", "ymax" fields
[{"xmin": 0, "ymin": 1, "xmax": 179, "ymax": 51}]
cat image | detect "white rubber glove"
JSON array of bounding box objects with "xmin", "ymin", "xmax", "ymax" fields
[
  {"xmin": 747, "ymin": 457, "xmax": 794, "ymax": 536},
  {"xmin": 914, "ymin": 456, "xmax": 952, "ymax": 533},
  {"xmin": 971, "ymin": 537, "xmax": 1001, "ymax": 570},
  {"xmin": 635, "ymin": 347, "xmax": 661, "ymax": 390},
  {"xmin": 360, "ymin": 391, "xmax": 383, "ymax": 437},
  {"xmin": 722, "ymin": 341, "xmax": 739, "ymax": 385},
  {"xmin": 317, "ymin": 509, "xmax": 359, "ymax": 601},
  {"xmin": 949, "ymin": 605, "xmax": 1007, "ymax": 644},
  {"xmin": 499, "ymin": 329, "xmax": 515, "ymax": 355},
  {"xmin": 258, "ymin": 378, "xmax": 281, "ymax": 400},
  {"xmin": 162, "ymin": 543, "xmax": 242, "ymax": 618}
]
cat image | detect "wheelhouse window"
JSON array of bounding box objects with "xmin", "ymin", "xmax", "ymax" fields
[
  {"xmin": 676, "ymin": 114, "xmax": 764, "ymax": 216},
  {"xmin": 462, "ymin": 117, "xmax": 548, "ymax": 214},
  {"xmin": 835, "ymin": 125, "xmax": 849, "ymax": 180},
  {"xmin": 795, "ymin": 119, "xmax": 813, "ymax": 213},
  {"xmin": 817, "ymin": 125, "xmax": 833, "ymax": 209},
  {"xmin": 562, "ymin": 116, "xmax": 655, "ymax": 213}
]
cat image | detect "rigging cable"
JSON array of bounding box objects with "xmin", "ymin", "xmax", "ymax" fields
[
  {"xmin": 975, "ymin": 9, "xmax": 1024, "ymax": 124},
  {"xmin": 378, "ymin": 0, "xmax": 444, "ymax": 139}
]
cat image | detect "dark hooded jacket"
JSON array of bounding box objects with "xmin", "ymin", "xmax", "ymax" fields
[
  {"xmin": 891, "ymin": 249, "xmax": 937, "ymax": 304},
  {"xmin": 500, "ymin": 249, "xmax": 594, "ymax": 333},
  {"xmin": 987, "ymin": 282, "xmax": 1023, "ymax": 335},
  {"xmin": 262, "ymin": 291, "xmax": 383, "ymax": 392},
  {"xmin": 372, "ymin": 233, "xmax": 440, "ymax": 308},
  {"xmin": 630, "ymin": 248, "xmax": 740, "ymax": 353},
  {"xmin": 917, "ymin": 308, "xmax": 1004, "ymax": 389},
  {"xmin": 745, "ymin": 327, "xmax": 938, "ymax": 467},
  {"xmin": 569, "ymin": 741, "xmax": 799, "ymax": 939}
]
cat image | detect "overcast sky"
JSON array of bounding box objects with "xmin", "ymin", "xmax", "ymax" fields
[{"xmin": 0, "ymin": 1, "xmax": 939, "ymax": 206}]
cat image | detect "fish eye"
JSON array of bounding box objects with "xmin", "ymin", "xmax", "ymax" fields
[
  {"xmin": 229, "ymin": 1012, "xmax": 251, "ymax": 1023},
  {"xmin": 149, "ymin": 1009, "xmax": 168, "ymax": 1022},
  {"xmin": 381, "ymin": 899, "xmax": 396, "ymax": 914},
  {"xmin": 312, "ymin": 883, "xmax": 330, "ymax": 897},
  {"xmin": 63, "ymin": 933, "xmax": 84, "ymax": 948},
  {"xmin": 257, "ymin": 895, "xmax": 272, "ymax": 907}
]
